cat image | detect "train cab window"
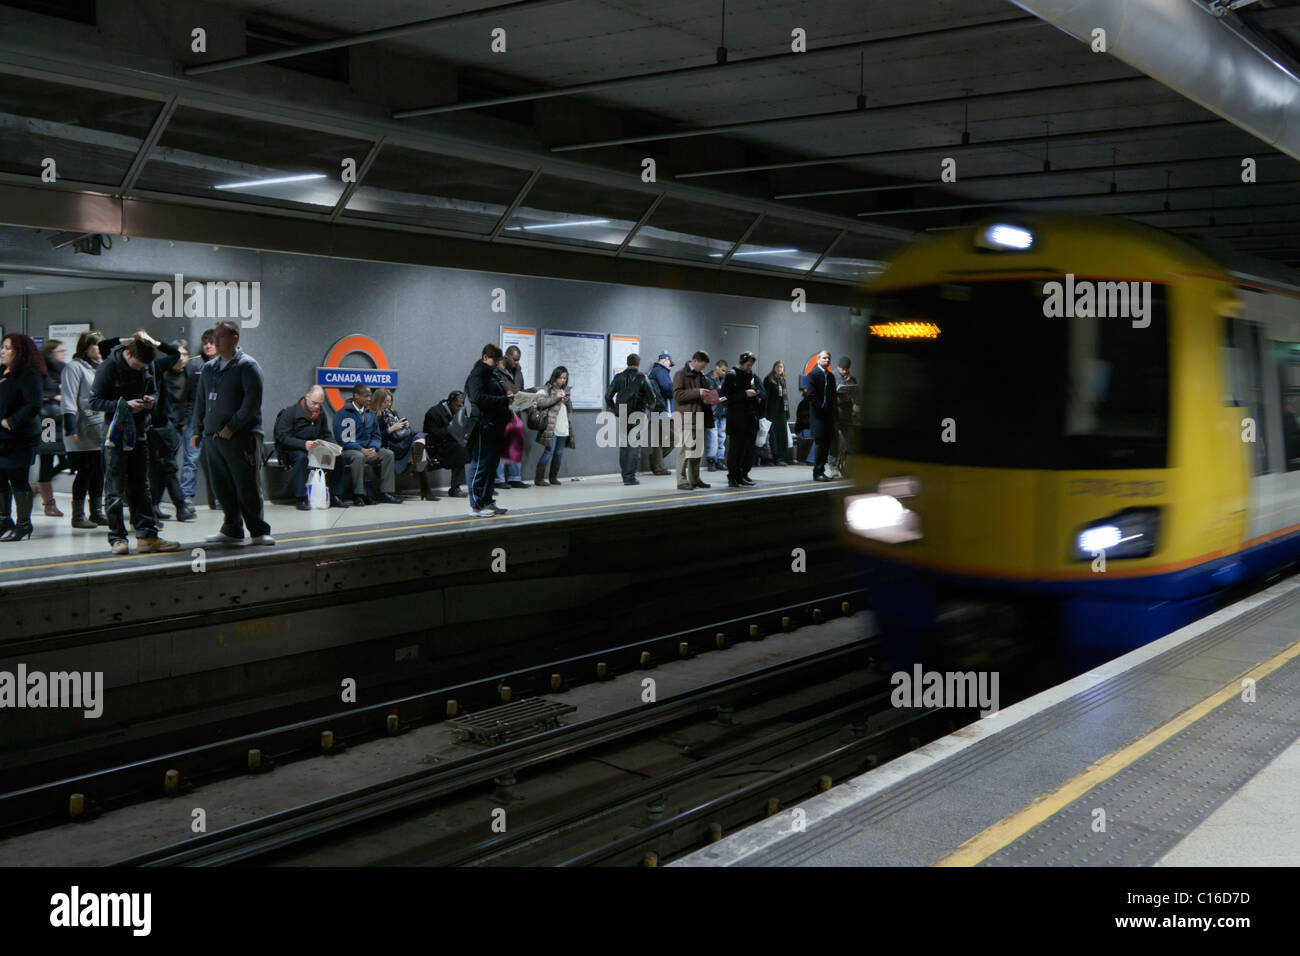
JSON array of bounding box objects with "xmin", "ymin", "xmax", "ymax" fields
[
  {"xmin": 1225, "ymin": 319, "xmax": 1270, "ymax": 475},
  {"xmin": 1276, "ymin": 347, "xmax": 1300, "ymax": 471}
]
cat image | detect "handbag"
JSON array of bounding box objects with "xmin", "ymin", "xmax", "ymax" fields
[{"xmin": 502, "ymin": 414, "xmax": 525, "ymax": 464}]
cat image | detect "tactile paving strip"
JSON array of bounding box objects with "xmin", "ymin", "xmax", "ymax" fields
[
  {"xmin": 982, "ymin": 655, "xmax": 1300, "ymax": 866},
  {"xmin": 737, "ymin": 582, "xmax": 1300, "ymax": 868}
]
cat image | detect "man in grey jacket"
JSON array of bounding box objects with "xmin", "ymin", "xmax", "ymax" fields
[{"xmin": 189, "ymin": 321, "xmax": 274, "ymax": 546}]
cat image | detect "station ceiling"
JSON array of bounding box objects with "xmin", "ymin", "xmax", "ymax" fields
[{"xmin": 0, "ymin": 0, "xmax": 1298, "ymax": 279}]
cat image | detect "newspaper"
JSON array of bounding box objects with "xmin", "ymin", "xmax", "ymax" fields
[{"xmin": 308, "ymin": 439, "xmax": 342, "ymax": 470}]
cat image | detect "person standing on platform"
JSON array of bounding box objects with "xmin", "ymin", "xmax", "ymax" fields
[
  {"xmin": 190, "ymin": 320, "xmax": 274, "ymax": 546},
  {"xmin": 465, "ymin": 344, "xmax": 511, "ymax": 517},
  {"xmin": 807, "ymin": 349, "xmax": 838, "ymax": 482},
  {"xmin": 33, "ymin": 339, "xmax": 66, "ymax": 517},
  {"xmin": 334, "ymin": 384, "xmax": 398, "ymax": 506},
  {"xmin": 706, "ymin": 359, "xmax": 729, "ymax": 472},
  {"xmin": 672, "ymin": 351, "xmax": 714, "ymax": 491},
  {"xmin": 604, "ymin": 353, "xmax": 657, "ymax": 486},
  {"xmin": 647, "ymin": 353, "xmax": 676, "ymax": 476},
  {"xmin": 148, "ymin": 340, "xmax": 196, "ymax": 522},
  {"xmin": 180, "ymin": 329, "xmax": 216, "ymax": 507},
  {"xmin": 275, "ymin": 385, "xmax": 348, "ymax": 510},
  {"xmin": 0, "ymin": 333, "xmax": 44, "ymax": 542},
  {"xmin": 833, "ymin": 356, "xmax": 859, "ymax": 473},
  {"xmin": 91, "ymin": 331, "xmax": 181, "ymax": 554},
  {"xmin": 764, "ymin": 360, "xmax": 791, "ymax": 466},
  {"xmin": 721, "ymin": 351, "xmax": 762, "ymax": 488},
  {"xmin": 61, "ymin": 331, "xmax": 108, "ymax": 530},
  {"xmin": 532, "ymin": 366, "xmax": 575, "ymax": 488},
  {"xmin": 494, "ymin": 345, "xmax": 531, "ymax": 489},
  {"xmin": 422, "ymin": 391, "xmax": 468, "ymax": 499}
]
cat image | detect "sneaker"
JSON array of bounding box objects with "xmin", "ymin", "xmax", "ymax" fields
[
  {"xmin": 137, "ymin": 536, "xmax": 180, "ymax": 553},
  {"xmin": 472, "ymin": 507, "xmax": 496, "ymax": 517},
  {"xmin": 490, "ymin": 505, "xmax": 509, "ymax": 515},
  {"xmin": 248, "ymin": 535, "xmax": 276, "ymax": 546},
  {"xmin": 206, "ymin": 531, "xmax": 244, "ymax": 545},
  {"xmin": 296, "ymin": 499, "xmax": 311, "ymax": 511},
  {"xmin": 110, "ymin": 540, "xmax": 129, "ymax": 555}
]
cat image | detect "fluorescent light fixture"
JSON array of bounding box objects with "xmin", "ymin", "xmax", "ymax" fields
[
  {"xmin": 981, "ymin": 223, "xmax": 1034, "ymax": 250},
  {"xmin": 214, "ymin": 173, "xmax": 328, "ymax": 191},
  {"xmin": 710, "ymin": 247, "xmax": 801, "ymax": 258},
  {"xmin": 507, "ymin": 218, "xmax": 611, "ymax": 231}
]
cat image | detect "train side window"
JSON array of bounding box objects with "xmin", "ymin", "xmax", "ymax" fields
[
  {"xmin": 1225, "ymin": 319, "xmax": 1269, "ymax": 475},
  {"xmin": 1276, "ymin": 345, "xmax": 1300, "ymax": 472}
]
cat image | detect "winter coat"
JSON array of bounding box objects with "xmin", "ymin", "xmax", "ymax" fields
[
  {"xmin": 60, "ymin": 357, "xmax": 106, "ymax": 453},
  {"xmin": 533, "ymin": 382, "xmax": 576, "ymax": 449},
  {"xmin": 378, "ymin": 406, "xmax": 420, "ymax": 473},
  {"xmin": 764, "ymin": 376, "xmax": 789, "ymax": 423},
  {"xmin": 465, "ymin": 360, "xmax": 510, "ymax": 429},
  {"xmin": 807, "ymin": 365, "xmax": 838, "ymax": 422},
  {"xmin": 672, "ymin": 365, "xmax": 714, "ymax": 441},
  {"xmin": 720, "ymin": 367, "xmax": 762, "ymax": 435},
  {"xmin": 0, "ymin": 367, "xmax": 42, "ymax": 469},
  {"xmin": 334, "ymin": 402, "xmax": 382, "ymax": 451},
  {"xmin": 274, "ymin": 399, "xmax": 332, "ymax": 455},
  {"xmin": 89, "ymin": 344, "xmax": 158, "ymax": 436},
  {"xmin": 649, "ymin": 363, "xmax": 674, "ymax": 412}
]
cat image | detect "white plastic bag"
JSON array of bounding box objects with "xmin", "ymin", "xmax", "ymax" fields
[
  {"xmin": 307, "ymin": 467, "xmax": 329, "ymax": 510},
  {"xmin": 755, "ymin": 418, "xmax": 771, "ymax": 447}
]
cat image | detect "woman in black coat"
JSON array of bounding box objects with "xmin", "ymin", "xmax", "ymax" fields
[
  {"xmin": 0, "ymin": 333, "xmax": 46, "ymax": 541},
  {"xmin": 763, "ymin": 360, "xmax": 791, "ymax": 466}
]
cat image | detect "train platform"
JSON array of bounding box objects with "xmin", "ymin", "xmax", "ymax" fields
[{"xmin": 676, "ymin": 573, "xmax": 1300, "ymax": 867}]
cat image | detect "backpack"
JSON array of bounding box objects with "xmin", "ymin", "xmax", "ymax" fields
[
  {"xmin": 271, "ymin": 405, "xmax": 295, "ymax": 469},
  {"xmin": 648, "ymin": 368, "xmax": 667, "ymax": 413},
  {"xmin": 614, "ymin": 370, "xmax": 654, "ymax": 414}
]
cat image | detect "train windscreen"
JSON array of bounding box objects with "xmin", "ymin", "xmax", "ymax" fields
[{"xmin": 860, "ymin": 279, "xmax": 1169, "ymax": 469}]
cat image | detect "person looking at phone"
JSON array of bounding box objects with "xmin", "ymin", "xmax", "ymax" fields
[{"xmin": 88, "ymin": 330, "xmax": 180, "ymax": 555}]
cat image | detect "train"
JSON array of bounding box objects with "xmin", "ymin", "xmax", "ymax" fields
[{"xmin": 841, "ymin": 213, "xmax": 1300, "ymax": 670}]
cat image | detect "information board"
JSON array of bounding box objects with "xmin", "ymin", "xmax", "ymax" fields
[
  {"xmin": 48, "ymin": 323, "xmax": 90, "ymax": 346},
  {"xmin": 317, "ymin": 368, "xmax": 399, "ymax": 389},
  {"xmin": 500, "ymin": 326, "xmax": 537, "ymax": 389},
  {"xmin": 609, "ymin": 334, "xmax": 640, "ymax": 377},
  {"xmin": 542, "ymin": 329, "xmax": 607, "ymax": 410}
]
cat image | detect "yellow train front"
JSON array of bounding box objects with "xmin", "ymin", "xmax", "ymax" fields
[{"xmin": 842, "ymin": 213, "xmax": 1300, "ymax": 670}]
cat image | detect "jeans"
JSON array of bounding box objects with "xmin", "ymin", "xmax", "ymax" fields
[
  {"xmin": 467, "ymin": 422, "xmax": 502, "ymax": 510},
  {"xmin": 706, "ymin": 422, "xmax": 725, "ymax": 462},
  {"xmin": 104, "ymin": 440, "xmax": 159, "ymax": 542},
  {"xmin": 618, "ymin": 431, "xmax": 641, "ymax": 482},
  {"xmin": 180, "ymin": 422, "xmax": 201, "ymax": 500},
  {"xmin": 538, "ymin": 437, "xmax": 565, "ymax": 466},
  {"xmin": 495, "ymin": 459, "xmax": 522, "ymax": 483}
]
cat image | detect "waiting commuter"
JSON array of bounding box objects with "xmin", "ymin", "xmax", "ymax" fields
[
  {"xmin": 371, "ymin": 388, "xmax": 424, "ymax": 489},
  {"xmin": 422, "ymin": 390, "xmax": 468, "ymax": 499},
  {"xmin": 61, "ymin": 331, "xmax": 108, "ymax": 530},
  {"xmin": 465, "ymin": 343, "xmax": 511, "ymax": 516},
  {"xmin": 493, "ymin": 345, "xmax": 532, "ymax": 489},
  {"xmin": 33, "ymin": 339, "xmax": 66, "ymax": 517},
  {"xmin": 647, "ymin": 353, "xmax": 675, "ymax": 476},
  {"xmin": 190, "ymin": 320, "xmax": 274, "ymax": 546},
  {"xmin": 335, "ymin": 384, "xmax": 399, "ymax": 506},
  {"xmin": 532, "ymin": 366, "xmax": 574, "ymax": 488},
  {"xmin": 807, "ymin": 349, "xmax": 838, "ymax": 482},
  {"xmin": 275, "ymin": 385, "xmax": 347, "ymax": 510},
  {"xmin": 180, "ymin": 329, "xmax": 216, "ymax": 505},
  {"xmin": 0, "ymin": 333, "xmax": 44, "ymax": 542},
  {"xmin": 148, "ymin": 340, "xmax": 196, "ymax": 522},
  {"xmin": 834, "ymin": 357, "xmax": 859, "ymax": 472},
  {"xmin": 93, "ymin": 331, "xmax": 180, "ymax": 554},
  {"xmin": 720, "ymin": 352, "xmax": 762, "ymax": 488},
  {"xmin": 605, "ymin": 353, "xmax": 658, "ymax": 486},
  {"xmin": 672, "ymin": 351, "xmax": 714, "ymax": 491},
  {"xmin": 764, "ymin": 360, "xmax": 791, "ymax": 466},
  {"xmin": 706, "ymin": 360, "xmax": 729, "ymax": 472}
]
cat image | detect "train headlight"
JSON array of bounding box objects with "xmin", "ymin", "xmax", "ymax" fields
[
  {"xmin": 975, "ymin": 223, "xmax": 1034, "ymax": 251},
  {"xmin": 845, "ymin": 493, "xmax": 922, "ymax": 543},
  {"xmin": 1072, "ymin": 507, "xmax": 1160, "ymax": 560}
]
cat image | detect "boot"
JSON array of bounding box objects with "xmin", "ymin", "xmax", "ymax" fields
[
  {"xmin": 535, "ymin": 462, "xmax": 548, "ymax": 488},
  {"xmin": 4, "ymin": 489, "xmax": 34, "ymax": 541},
  {"xmin": 0, "ymin": 484, "xmax": 11, "ymax": 539},
  {"xmin": 90, "ymin": 498, "xmax": 108, "ymax": 526},
  {"xmin": 548, "ymin": 460, "xmax": 561, "ymax": 486},
  {"xmin": 419, "ymin": 471, "xmax": 438, "ymax": 501},
  {"xmin": 36, "ymin": 481, "xmax": 62, "ymax": 517},
  {"xmin": 70, "ymin": 497, "xmax": 96, "ymax": 530}
]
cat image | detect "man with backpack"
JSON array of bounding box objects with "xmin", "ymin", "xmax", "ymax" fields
[
  {"xmin": 464, "ymin": 344, "xmax": 511, "ymax": 516},
  {"xmin": 605, "ymin": 353, "xmax": 658, "ymax": 486},
  {"xmin": 647, "ymin": 353, "xmax": 675, "ymax": 476}
]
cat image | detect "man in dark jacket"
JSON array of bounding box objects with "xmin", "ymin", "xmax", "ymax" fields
[
  {"xmin": 647, "ymin": 353, "xmax": 676, "ymax": 476},
  {"xmin": 89, "ymin": 332, "xmax": 181, "ymax": 555},
  {"xmin": 672, "ymin": 351, "xmax": 715, "ymax": 491},
  {"xmin": 604, "ymin": 354, "xmax": 658, "ymax": 485},
  {"xmin": 720, "ymin": 351, "xmax": 762, "ymax": 488},
  {"xmin": 465, "ymin": 344, "xmax": 511, "ymax": 516},
  {"xmin": 333, "ymin": 384, "xmax": 398, "ymax": 506},
  {"xmin": 180, "ymin": 329, "xmax": 216, "ymax": 504},
  {"xmin": 422, "ymin": 391, "xmax": 468, "ymax": 498},
  {"xmin": 148, "ymin": 340, "xmax": 196, "ymax": 522},
  {"xmin": 807, "ymin": 349, "xmax": 838, "ymax": 482},
  {"xmin": 190, "ymin": 320, "xmax": 273, "ymax": 545},
  {"xmin": 276, "ymin": 385, "xmax": 348, "ymax": 510}
]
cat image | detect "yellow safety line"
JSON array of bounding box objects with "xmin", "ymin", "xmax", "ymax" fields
[
  {"xmin": 0, "ymin": 480, "xmax": 829, "ymax": 575},
  {"xmin": 935, "ymin": 635, "xmax": 1300, "ymax": 866}
]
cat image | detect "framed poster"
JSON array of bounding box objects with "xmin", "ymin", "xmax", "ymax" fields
[
  {"xmin": 541, "ymin": 329, "xmax": 607, "ymax": 410},
  {"xmin": 610, "ymin": 334, "xmax": 640, "ymax": 376}
]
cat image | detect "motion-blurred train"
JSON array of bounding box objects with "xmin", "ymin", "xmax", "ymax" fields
[{"xmin": 841, "ymin": 213, "xmax": 1300, "ymax": 669}]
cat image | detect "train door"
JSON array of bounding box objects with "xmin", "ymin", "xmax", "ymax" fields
[
  {"xmin": 719, "ymin": 323, "xmax": 759, "ymax": 369},
  {"xmin": 1224, "ymin": 313, "xmax": 1275, "ymax": 540}
]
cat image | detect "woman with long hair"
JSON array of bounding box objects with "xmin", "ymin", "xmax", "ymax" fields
[
  {"xmin": 61, "ymin": 330, "xmax": 109, "ymax": 529},
  {"xmin": 764, "ymin": 359, "xmax": 791, "ymax": 466},
  {"xmin": 34, "ymin": 338, "xmax": 68, "ymax": 515},
  {"xmin": 369, "ymin": 387, "xmax": 431, "ymax": 499},
  {"xmin": 532, "ymin": 365, "xmax": 574, "ymax": 487},
  {"xmin": 0, "ymin": 333, "xmax": 47, "ymax": 541}
]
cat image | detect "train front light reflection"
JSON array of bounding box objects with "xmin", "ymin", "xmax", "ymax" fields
[{"xmin": 845, "ymin": 493, "xmax": 923, "ymax": 543}]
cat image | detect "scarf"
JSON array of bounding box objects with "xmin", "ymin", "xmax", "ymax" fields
[{"xmin": 301, "ymin": 398, "xmax": 320, "ymax": 422}]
